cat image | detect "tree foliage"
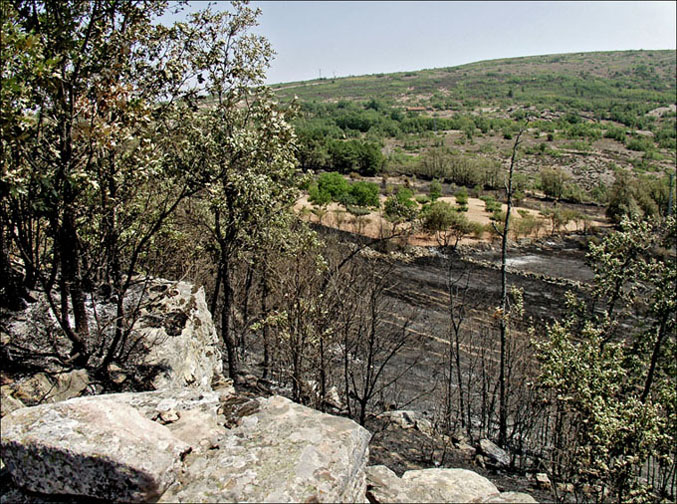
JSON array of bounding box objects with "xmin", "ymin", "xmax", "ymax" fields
[{"xmin": 536, "ymin": 215, "xmax": 676, "ymax": 501}]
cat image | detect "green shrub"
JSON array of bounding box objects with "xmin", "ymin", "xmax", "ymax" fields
[{"xmin": 429, "ymin": 179, "xmax": 443, "ymax": 201}]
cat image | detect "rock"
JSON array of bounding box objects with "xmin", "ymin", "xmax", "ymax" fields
[
  {"xmin": 50, "ymin": 369, "xmax": 91, "ymax": 403},
  {"xmin": 479, "ymin": 438, "xmax": 510, "ymax": 467},
  {"xmin": 159, "ymin": 395, "xmax": 372, "ymax": 503},
  {"xmin": 456, "ymin": 440, "xmax": 476, "ymax": 458},
  {"xmin": 366, "ymin": 465, "xmax": 412, "ymax": 503},
  {"xmin": 6, "ymin": 370, "xmax": 90, "ymax": 410},
  {"xmin": 1, "ymin": 396, "xmax": 190, "ymax": 501},
  {"xmin": 3, "ymin": 388, "xmax": 370, "ymax": 503},
  {"xmin": 366, "ymin": 465, "xmax": 538, "ymax": 503},
  {"xmin": 325, "ymin": 385, "xmax": 344, "ymax": 410},
  {"xmin": 535, "ymin": 472, "xmax": 551, "ymax": 489},
  {"xmin": 0, "ymin": 386, "xmax": 25, "ymax": 417},
  {"xmin": 139, "ymin": 281, "xmax": 222, "ymax": 390},
  {"xmin": 481, "ymin": 491, "xmax": 538, "ymax": 503},
  {"xmin": 107, "ymin": 363, "xmax": 127, "ymax": 384},
  {"xmin": 9, "ymin": 373, "xmax": 53, "ymax": 406},
  {"xmin": 401, "ymin": 468, "xmax": 500, "ymax": 503},
  {"xmin": 474, "ymin": 454, "xmax": 486, "ymax": 469},
  {"xmin": 378, "ymin": 410, "xmax": 433, "ymax": 436},
  {"xmin": 556, "ymin": 482, "xmax": 574, "ymax": 493},
  {"xmin": 378, "ymin": 410, "xmax": 416, "ymax": 430}
]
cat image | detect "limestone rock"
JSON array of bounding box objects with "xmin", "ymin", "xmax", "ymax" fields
[
  {"xmin": 1, "ymin": 397, "xmax": 190, "ymax": 501},
  {"xmin": 0, "ymin": 386, "xmax": 25, "ymax": 417},
  {"xmin": 481, "ymin": 491, "xmax": 538, "ymax": 503},
  {"xmin": 535, "ymin": 472, "xmax": 551, "ymax": 489},
  {"xmin": 366, "ymin": 465, "xmax": 538, "ymax": 503},
  {"xmin": 139, "ymin": 281, "xmax": 222, "ymax": 391},
  {"xmin": 479, "ymin": 438, "xmax": 510, "ymax": 467},
  {"xmin": 159, "ymin": 395, "xmax": 372, "ymax": 503},
  {"xmin": 401, "ymin": 468, "xmax": 500, "ymax": 503}
]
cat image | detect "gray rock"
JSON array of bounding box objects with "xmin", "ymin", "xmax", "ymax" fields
[
  {"xmin": 456, "ymin": 440, "xmax": 477, "ymax": 458},
  {"xmin": 9, "ymin": 373, "xmax": 54, "ymax": 406},
  {"xmin": 366, "ymin": 465, "xmax": 538, "ymax": 503},
  {"xmin": 1, "ymin": 396, "xmax": 190, "ymax": 501},
  {"xmin": 50, "ymin": 369, "xmax": 91, "ymax": 403},
  {"xmin": 481, "ymin": 491, "xmax": 538, "ymax": 503},
  {"xmin": 378, "ymin": 410, "xmax": 433, "ymax": 436},
  {"xmin": 159, "ymin": 395, "xmax": 372, "ymax": 503},
  {"xmin": 0, "ymin": 386, "xmax": 25, "ymax": 417},
  {"xmin": 366, "ymin": 465, "xmax": 412, "ymax": 503},
  {"xmin": 535, "ymin": 472, "xmax": 551, "ymax": 489},
  {"xmin": 139, "ymin": 281, "xmax": 223, "ymax": 390},
  {"xmin": 401, "ymin": 468, "xmax": 500, "ymax": 503},
  {"xmin": 4, "ymin": 370, "xmax": 90, "ymax": 412},
  {"xmin": 479, "ymin": 438, "xmax": 510, "ymax": 467}
]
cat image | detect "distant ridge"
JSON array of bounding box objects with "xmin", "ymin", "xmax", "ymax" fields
[{"xmin": 270, "ymin": 50, "xmax": 676, "ymax": 110}]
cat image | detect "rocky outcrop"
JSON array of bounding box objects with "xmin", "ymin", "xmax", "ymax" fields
[
  {"xmin": 366, "ymin": 465, "xmax": 537, "ymax": 503},
  {"xmin": 1, "ymin": 388, "xmax": 371, "ymax": 503},
  {"xmin": 1, "ymin": 397, "xmax": 190, "ymax": 501},
  {"xmin": 1, "ymin": 279, "xmax": 222, "ymax": 394},
  {"xmin": 136, "ymin": 281, "xmax": 222, "ymax": 391}
]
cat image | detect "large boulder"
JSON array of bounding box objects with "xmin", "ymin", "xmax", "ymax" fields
[
  {"xmin": 366, "ymin": 465, "xmax": 538, "ymax": 503},
  {"xmin": 160, "ymin": 395, "xmax": 372, "ymax": 503},
  {"xmin": 1, "ymin": 389, "xmax": 371, "ymax": 503},
  {"xmin": 1, "ymin": 279, "xmax": 222, "ymax": 392},
  {"xmin": 0, "ymin": 396, "xmax": 190, "ymax": 501},
  {"xmin": 479, "ymin": 438, "xmax": 511, "ymax": 468}
]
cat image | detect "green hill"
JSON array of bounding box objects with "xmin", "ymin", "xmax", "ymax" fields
[
  {"xmin": 274, "ymin": 50, "xmax": 676, "ymax": 214},
  {"xmin": 272, "ymin": 50, "xmax": 675, "ymax": 115}
]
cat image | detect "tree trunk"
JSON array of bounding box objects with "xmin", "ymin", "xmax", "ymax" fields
[
  {"xmin": 499, "ymin": 123, "xmax": 526, "ymax": 448},
  {"xmin": 220, "ymin": 258, "xmax": 239, "ymax": 379}
]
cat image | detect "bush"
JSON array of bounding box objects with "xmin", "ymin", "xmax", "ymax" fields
[
  {"xmin": 383, "ymin": 186, "xmax": 418, "ymax": 222},
  {"xmin": 455, "ymin": 187, "xmax": 469, "ymax": 208},
  {"xmin": 429, "ymin": 179, "xmax": 443, "ymax": 201},
  {"xmin": 345, "ymin": 181, "xmax": 380, "ymax": 207},
  {"xmin": 315, "ymin": 171, "xmax": 350, "ymax": 202},
  {"xmin": 540, "ymin": 168, "xmax": 570, "ymax": 199}
]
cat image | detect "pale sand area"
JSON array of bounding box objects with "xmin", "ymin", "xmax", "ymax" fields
[{"xmin": 294, "ymin": 194, "xmax": 607, "ymax": 247}]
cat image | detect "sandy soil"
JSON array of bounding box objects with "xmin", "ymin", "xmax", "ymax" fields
[{"xmin": 294, "ymin": 193, "xmax": 606, "ymax": 247}]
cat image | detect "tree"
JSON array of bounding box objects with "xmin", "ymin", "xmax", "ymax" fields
[
  {"xmin": 540, "ymin": 168, "xmax": 570, "ymax": 200},
  {"xmin": 1, "ymin": 0, "xmax": 207, "ymax": 370},
  {"xmin": 496, "ymin": 118, "xmax": 529, "ymax": 447},
  {"xmin": 183, "ymin": 4, "xmax": 298, "ymax": 380},
  {"xmin": 535, "ymin": 215, "xmax": 676, "ymax": 501},
  {"xmin": 420, "ymin": 201, "xmax": 478, "ymax": 249},
  {"xmin": 1, "ymin": 1, "xmax": 296, "ymax": 382}
]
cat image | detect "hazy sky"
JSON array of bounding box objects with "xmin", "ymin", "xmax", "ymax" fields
[{"xmin": 165, "ymin": 1, "xmax": 677, "ymax": 85}]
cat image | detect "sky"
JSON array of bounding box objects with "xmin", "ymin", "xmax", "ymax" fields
[{"xmin": 163, "ymin": 1, "xmax": 677, "ymax": 85}]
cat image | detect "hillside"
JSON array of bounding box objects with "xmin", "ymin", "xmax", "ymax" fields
[
  {"xmin": 272, "ymin": 50, "xmax": 676, "ymax": 226},
  {"xmin": 271, "ymin": 50, "xmax": 676, "ymax": 113}
]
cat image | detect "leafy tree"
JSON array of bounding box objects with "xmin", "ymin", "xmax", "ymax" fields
[
  {"xmin": 535, "ymin": 215, "xmax": 676, "ymax": 501},
  {"xmin": 420, "ymin": 201, "xmax": 478, "ymax": 248},
  {"xmin": 540, "ymin": 168, "xmax": 570, "ymax": 200},
  {"xmin": 1, "ymin": 0, "xmax": 208, "ymax": 369},
  {"xmin": 383, "ymin": 187, "xmax": 418, "ymax": 223},
  {"xmin": 428, "ymin": 179, "xmax": 442, "ymax": 201},
  {"xmin": 344, "ymin": 181, "xmax": 380, "ymax": 208}
]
